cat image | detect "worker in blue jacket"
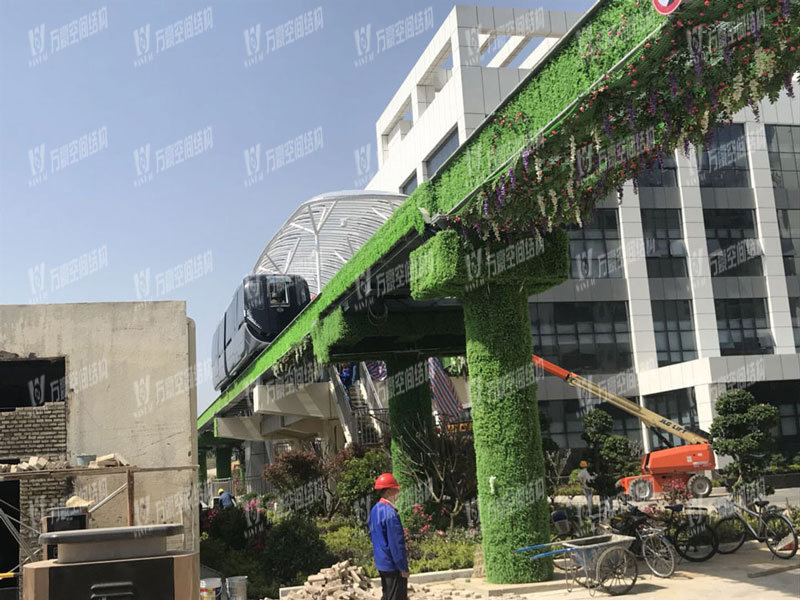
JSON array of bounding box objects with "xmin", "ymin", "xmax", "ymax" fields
[{"xmin": 368, "ymin": 473, "xmax": 408, "ymax": 600}]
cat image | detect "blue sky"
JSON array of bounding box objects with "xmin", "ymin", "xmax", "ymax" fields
[{"xmin": 0, "ymin": 0, "xmax": 592, "ymax": 414}]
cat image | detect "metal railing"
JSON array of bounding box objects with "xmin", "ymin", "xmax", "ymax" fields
[{"xmin": 352, "ymin": 408, "xmax": 389, "ymax": 446}]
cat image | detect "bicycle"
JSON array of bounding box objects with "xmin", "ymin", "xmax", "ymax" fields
[
  {"xmin": 713, "ymin": 497, "xmax": 798, "ymax": 559},
  {"xmin": 609, "ymin": 505, "xmax": 676, "ymax": 577},
  {"xmin": 650, "ymin": 504, "xmax": 718, "ymax": 562}
]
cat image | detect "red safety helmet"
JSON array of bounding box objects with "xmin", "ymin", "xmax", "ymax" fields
[{"xmin": 374, "ymin": 473, "xmax": 400, "ymax": 490}]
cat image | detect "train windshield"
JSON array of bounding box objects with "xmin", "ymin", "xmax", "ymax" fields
[{"xmin": 266, "ymin": 276, "xmax": 291, "ymax": 307}]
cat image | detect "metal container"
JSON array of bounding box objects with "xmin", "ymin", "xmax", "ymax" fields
[{"xmin": 226, "ymin": 576, "xmax": 247, "ymax": 600}]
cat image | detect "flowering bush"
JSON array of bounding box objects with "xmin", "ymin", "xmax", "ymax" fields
[
  {"xmin": 403, "ymin": 503, "xmax": 434, "ymax": 541},
  {"xmin": 661, "ymin": 478, "xmax": 692, "ymax": 505}
]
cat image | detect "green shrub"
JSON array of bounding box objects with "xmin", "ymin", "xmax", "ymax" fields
[
  {"xmin": 200, "ymin": 536, "xmax": 272, "ymax": 598},
  {"xmin": 203, "ymin": 507, "xmax": 249, "ymax": 550},
  {"xmin": 336, "ymin": 449, "xmax": 391, "ymax": 517},
  {"xmin": 262, "ymin": 516, "xmax": 334, "ymax": 587},
  {"xmin": 410, "ymin": 534, "xmax": 477, "ymax": 573},
  {"xmin": 320, "ymin": 523, "xmax": 377, "ymax": 577}
]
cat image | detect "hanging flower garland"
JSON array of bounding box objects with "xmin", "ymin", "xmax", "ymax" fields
[{"xmin": 443, "ymin": 0, "xmax": 800, "ymax": 245}]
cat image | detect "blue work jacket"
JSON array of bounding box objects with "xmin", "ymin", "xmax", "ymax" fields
[{"xmin": 368, "ymin": 499, "xmax": 408, "ymax": 573}]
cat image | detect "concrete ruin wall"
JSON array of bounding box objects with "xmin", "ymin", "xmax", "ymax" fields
[{"xmin": 0, "ymin": 302, "xmax": 199, "ymax": 553}]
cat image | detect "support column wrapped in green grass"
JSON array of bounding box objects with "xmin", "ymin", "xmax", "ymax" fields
[
  {"xmin": 385, "ymin": 355, "xmax": 434, "ymax": 518},
  {"xmin": 462, "ymin": 285, "xmax": 551, "ymax": 583},
  {"xmin": 409, "ymin": 229, "xmax": 568, "ymax": 583}
]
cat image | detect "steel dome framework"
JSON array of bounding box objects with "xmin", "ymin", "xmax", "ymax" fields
[{"xmin": 252, "ymin": 190, "xmax": 407, "ymax": 295}]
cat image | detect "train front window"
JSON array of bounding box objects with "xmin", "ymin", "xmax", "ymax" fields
[
  {"xmin": 244, "ymin": 278, "xmax": 265, "ymax": 311},
  {"xmin": 267, "ymin": 277, "xmax": 290, "ymax": 307}
]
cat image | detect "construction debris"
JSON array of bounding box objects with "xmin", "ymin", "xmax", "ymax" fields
[
  {"xmin": 90, "ymin": 453, "xmax": 130, "ymax": 468},
  {"xmin": 277, "ymin": 561, "xmax": 526, "ymax": 600},
  {"xmin": 0, "ymin": 454, "xmax": 127, "ymax": 475}
]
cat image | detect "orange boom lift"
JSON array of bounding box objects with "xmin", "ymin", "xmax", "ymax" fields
[{"xmin": 532, "ymin": 355, "xmax": 715, "ymax": 501}]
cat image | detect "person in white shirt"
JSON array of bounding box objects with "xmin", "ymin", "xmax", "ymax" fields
[{"xmin": 577, "ymin": 460, "xmax": 596, "ymax": 515}]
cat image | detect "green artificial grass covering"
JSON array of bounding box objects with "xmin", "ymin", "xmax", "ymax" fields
[
  {"xmin": 410, "ymin": 229, "xmax": 570, "ymax": 299},
  {"xmin": 462, "ymin": 284, "xmax": 552, "ymax": 583},
  {"xmin": 385, "ymin": 354, "xmax": 435, "ymax": 519}
]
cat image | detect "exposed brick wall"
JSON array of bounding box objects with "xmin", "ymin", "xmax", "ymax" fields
[
  {"xmin": 19, "ymin": 477, "xmax": 72, "ymax": 550},
  {"xmin": 0, "ymin": 403, "xmax": 66, "ymax": 459}
]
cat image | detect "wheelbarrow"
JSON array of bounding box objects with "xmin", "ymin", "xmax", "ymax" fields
[{"xmin": 516, "ymin": 533, "xmax": 638, "ymax": 596}]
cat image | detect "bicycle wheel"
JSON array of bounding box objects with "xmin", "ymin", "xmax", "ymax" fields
[
  {"xmin": 714, "ymin": 516, "xmax": 747, "ymax": 554},
  {"xmin": 674, "ymin": 521, "xmax": 717, "ymax": 562},
  {"xmin": 596, "ymin": 547, "xmax": 638, "ymax": 596},
  {"xmin": 763, "ymin": 513, "xmax": 798, "ymax": 559},
  {"xmin": 642, "ymin": 533, "xmax": 675, "ymax": 578}
]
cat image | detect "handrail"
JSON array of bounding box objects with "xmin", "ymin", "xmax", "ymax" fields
[{"xmin": 328, "ymin": 366, "xmax": 357, "ymax": 444}]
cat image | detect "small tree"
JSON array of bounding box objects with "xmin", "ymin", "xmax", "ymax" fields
[
  {"xmin": 263, "ymin": 449, "xmax": 324, "ymax": 494},
  {"xmin": 401, "ymin": 417, "xmax": 478, "ymax": 530},
  {"xmin": 544, "ymin": 449, "xmax": 571, "ymax": 505},
  {"xmin": 581, "ymin": 408, "xmax": 618, "ymax": 499},
  {"xmin": 710, "ymin": 388, "xmax": 779, "ymax": 485}
]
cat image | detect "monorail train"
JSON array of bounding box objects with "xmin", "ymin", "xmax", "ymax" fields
[{"xmin": 212, "ymin": 274, "xmax": 310, "ymax": 390}]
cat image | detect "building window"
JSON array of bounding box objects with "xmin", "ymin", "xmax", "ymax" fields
[
  {"xmin": 745, "ymin": 380, "xmax": 800, "ymax": 457},
  {"xmin": 790, "ymin": 298, "xmax": 800, "ymax": 351},
  {"xmin": 703, "ymin": 209, "xmax": 762, "ymax": 276},
  {"xmin": 542, "ymin": 398, "xmax": 586, "ymax": 450},
  {"xmin": 568, "ymin": 209, "xmax": 622, "ymax": 279},
  {"xmin": 530, "ymin": 302, "xmax": 633, "ymax": 374},
  {"xmin": 644, "ymin": 388, "xmax": 699, "ymax": 449},
  {"xmin": 715, "ymin": 298, "xmax": 774, "ymax": 356},
  {"xmin": 652, "ymin": 300, "xmax": 697, "ymax": 366},
  {"xmin": 425, "ymin": 129, "xmax": 459, "ymax": 178},
  {"xmin": 695, "ymin": 123, "xmax": 750, "ymax": 187},
  {"xmin": 766, "ymin": 125, "xmax": 800, "ymax": 190},
  {"xmin": 639, "ymin": 150, "xmax": 678, "ymax": 187},
  {"xmin": 777, "ymin": 209, "xmax": 800, "ymax": 275},
  {"xmin": 401, "ymin": 172, "xmax": 418, "ymax": 196},
  {"xmin": 642, "ymin": 209, "xmax": 688, "ymax": 277}
]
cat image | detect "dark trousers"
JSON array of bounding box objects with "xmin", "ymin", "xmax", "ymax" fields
[{"xmin": 379, "ymin": 571, "xmax": 407, "ymax": 600}]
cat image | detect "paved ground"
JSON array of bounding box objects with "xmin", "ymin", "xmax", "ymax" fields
[{"xmin": 426, "ymin": 542, "xmax": 800, "ymax": 599}]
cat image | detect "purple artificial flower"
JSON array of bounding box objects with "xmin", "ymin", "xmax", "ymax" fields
[
  {"xmin": 509, "ymin": 167, "xmax": 517, "ymax": 189},
  {"xmin": 628, "ymin": 102, "xmax": 636, "ymax": 131},
  {"xmin": 785, "ymin": 74, "xmax": 795, "ymax": 99},
  {"xmin": 683, "ymin": 137, "xmax": 690, "ymax": 157},
  {"xmin": 709, "ymin": 85, "xmax": 718, "ymax": 108},
  {"xmin": 783, "ymin": 0, "xmax": 791, "ymax": 18},
  {"xmin": 657, "ymin": 146, "xmax": 664, "ymax": 170},
  {"xmin": 632, "ymin": 177, "xmax": 639, "ymax": 196},
  {"xmin": 616, "ymin": 185, "xmax": 624, "ymax": 204},
  {"xmin": 685, "ymin": 89, "xmax": 693, "ymax": 113},
  {"xmin": 483, "ymin": 194, "xmax": 490, "ymax": 216},
  {"xmin": 670, "ymin": 73, "xmax": 678, "ymax": 98},
  {"xmin": 649, "ymin": 91, "xmax": 657, "ymax": 116},
  {"xmin": 603, "ymin": 114, "xmax": 613, "ymax": 139},
  {"xmin": 522, "ymin": 149, "xmax": 530, "ymax": 173},
  {"xmin": 497, "ymin": 180, "xmax": 506, "ymax": 208}
]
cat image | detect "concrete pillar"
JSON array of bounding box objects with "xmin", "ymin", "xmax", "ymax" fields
[
  {"xmin": 215, "ymin": 446, "xmax": 232, "ymax": 479},
  {"xmin": 745, "ymin": 121, "xmax": 796, "ymax": 353},
  {"xmin": 677, "ymin": 149, "xmax": 721, "ymax": 358}
]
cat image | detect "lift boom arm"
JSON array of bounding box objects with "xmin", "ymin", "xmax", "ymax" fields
[{"xmin": 532, "ymin": 354, "xmax": 709, "ymax": 445}]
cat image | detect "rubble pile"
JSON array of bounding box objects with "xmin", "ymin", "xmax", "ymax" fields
[
  {"xmin": 0, "ymin": 456, "xmax": 69, "ymax": 473},
  {"xmin": 277, "ymin": 560, "xmax": 528, "ymax": 600}
]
